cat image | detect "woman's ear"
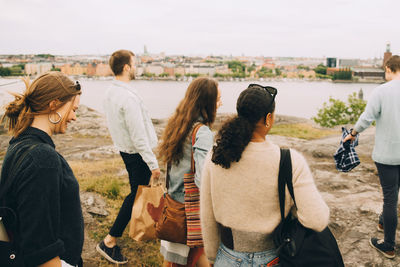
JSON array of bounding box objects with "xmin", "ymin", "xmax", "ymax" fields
[
  {"xmin": 265, "ymin": 113, "xmax": 273, "ymax": 127},
  {"xmin": 48, "ymin": 99, "xmax": 59, "ymax": 111}
]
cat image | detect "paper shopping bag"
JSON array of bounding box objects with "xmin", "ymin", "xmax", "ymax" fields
[{"xmin": 129, "ymin": 183, "xmax": 164, "ymax": 241}]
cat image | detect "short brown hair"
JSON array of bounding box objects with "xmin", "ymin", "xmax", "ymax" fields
[
  {"xmin": 109, "ymin": 49, "xmax": 135, "ymax": 76},
  {"xmin": 2, "ymin": 71, "xmax": 81, "ymax": 137},
  {"xmin": 385, "ymin": 55, "xmax": 400, "ymax": 73}
]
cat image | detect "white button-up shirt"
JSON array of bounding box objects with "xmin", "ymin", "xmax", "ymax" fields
[{"xmin": 103, "ymin": 80, "xmax": 159, "ymax": 170}]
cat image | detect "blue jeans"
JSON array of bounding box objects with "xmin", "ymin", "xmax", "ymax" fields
[
  {"xmin": 375, "ymin": 162, "xmax": 400, "ymax": 249},
  {"xmin": 214, "ymin": 243, "xmax": 280, "ymax": 267}
]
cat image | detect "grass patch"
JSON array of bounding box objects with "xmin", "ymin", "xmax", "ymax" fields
[
  {"xmin": 270, "ymin": 123, "xmax": 337, "ymax": 140},
  {"xmin": 70, "ymin": 157, "xmax": 129, "ymax": 199},
  {"xmin": 69, "ymin": 157, "xmax": 164, "ymax": 266}
]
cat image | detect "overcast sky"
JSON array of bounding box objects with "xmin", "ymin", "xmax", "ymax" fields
[{"xmin": 0, "ymin": 0, "xmax": 399, "ymax": 58}]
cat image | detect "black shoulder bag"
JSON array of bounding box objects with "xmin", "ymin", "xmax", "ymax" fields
[
  {"xmin": 0, "ymin": 143, "xmax": 39, "ymax": 267},
  {"xmin": 272, "ymin": 148, "xmax": 344, "ymax": 267}
]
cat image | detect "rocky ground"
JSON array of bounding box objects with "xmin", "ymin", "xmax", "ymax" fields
[{"xmin": 0, "ymin": 106, "xmax": 399, "ymax": 266}]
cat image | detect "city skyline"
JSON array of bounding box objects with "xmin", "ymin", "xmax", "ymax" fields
[{"xmin": 1, "ymin": 0, "xmax": 399, "ymax": 58}]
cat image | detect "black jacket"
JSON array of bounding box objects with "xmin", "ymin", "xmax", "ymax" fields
[{"xmin": 0, "ymin": 127, "xmax": 84, "ymax": 266}]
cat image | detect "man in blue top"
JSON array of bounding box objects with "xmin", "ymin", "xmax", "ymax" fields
[
  {"xmin": 344, "ymin": 55, "xmax": 400, "ymax": 259},
  {"xmin": 96, "ymin": 49, "xmax": 160, "ymax": 264}
]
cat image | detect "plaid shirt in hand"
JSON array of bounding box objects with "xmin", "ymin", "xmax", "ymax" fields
[{"xmin": 333, "ymin": 127, "xmax": 360, "ymax": 172}]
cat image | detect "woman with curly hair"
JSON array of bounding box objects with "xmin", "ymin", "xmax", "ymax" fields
[
  {"xmin": 158, "ymin": 77, "xmax": 221, "ymax": 267},
  {"xmin": 0, "ymin": 72, "xmax": 83, "ymax": 267},
  {"xmin": 200, "ymin": 84, "xmax": 329, "ymax": 266}
]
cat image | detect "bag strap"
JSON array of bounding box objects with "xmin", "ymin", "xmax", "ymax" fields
[
  {"xmin": 278, "ymin": 148, "xmax": 295, "ymax": 221},
  {"xmin": 190, "ymin": 123, "xmax": 203, "ymax": 173},
  {"xmin": 165, "ymin": 163, "xmax": 171, "ymax": 189},
  {"xmin": 165, "ymin": 123, "xmax": 203, "ymax": 189}
]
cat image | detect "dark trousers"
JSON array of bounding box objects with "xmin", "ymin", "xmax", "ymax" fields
[
  {"xmin": 109, "ymin": 152, "xmax": 151, "ymax": 237},
  {"xmin": 375, "ymin": 162, "xmax": 400, "ymax": 248}
]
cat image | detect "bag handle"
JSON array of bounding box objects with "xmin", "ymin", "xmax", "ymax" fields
[{"xmin": 278, "ymin": 148, "xmax": 296, "ymax": 222}]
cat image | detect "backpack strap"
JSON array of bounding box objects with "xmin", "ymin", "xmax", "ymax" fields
[{"xmin": 278, "ymin": 148, "xmax": 295, "ymax": 221}]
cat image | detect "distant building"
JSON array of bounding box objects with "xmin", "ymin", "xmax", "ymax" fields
[
  {"xmin": 136, "ymin": 66, "xmax": 144, "ymax": 77},
  {"xmin": 338, "ymin": 59, "xmax": 359, "ymax": 67},
  {"xmin": 174, "ymin": 66, "xmax": 185, "ymax": 76},
  {"xmin": 215, "ymin": 64, "xmax": 231, "ymax": 75},
  {"xmin": 283, "ymin": 65, "xmax": 297, "ymax": 71},
  {"xmin": 95, "ymin": 63, "xmax": 112, "ymax": 76},
  {"xmin": 383, "ymin": 43, "xmax": 392, "ymax": 68},
  {"xmin": 25, "ymin": 63, "xmax": 38, "ymax": 75},
  {"xmin": 184, "ymin": 64, "xmax": 199, "ymax": 74},
  {"xmin": 163, "ymin": 67, "xmax": 174, "ymax": 76},
  {"xmin": 60, "ymin": 64, "xmax": 72, "ymax": 75},
  {"xmin": 326, "ymin": 67, "xmax": 340, "ymax": 76},
  {"xmin": 140, "ymin": 56, "xmax": 154, "ymax": 63},
  {"xmin": 197, "ymin": 65, "xmax": 215, "ymax": 76},
  {"xmin": 25, "ymin": 63, "xmax": 52, "ymax": 75},
  {"xmin": 352, "ymin": 67, "xmax": 384, "ymax": 80},
  {"xmin": 71, "ymin": 63, "xmax": 87, "ymax": 75},
  {"xmin": 326, "ymin": 58, "xmax": 337, "ymax": 68},
  {"xmin": 87, "ymin": 63, "xmax": 97, "ymax": 76},
  {"xmin": 145, "ymin": 65, "xmax": 164, "ymax": 76}
]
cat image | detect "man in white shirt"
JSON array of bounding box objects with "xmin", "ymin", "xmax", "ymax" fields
[{"xmin": 96, "ymin": 49, "xmax": 160, "ymax": 264}]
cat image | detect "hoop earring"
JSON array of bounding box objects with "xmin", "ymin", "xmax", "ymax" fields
[{"xmin": 48, "ymin": 112, "xmax": 62, "ymax": 124}]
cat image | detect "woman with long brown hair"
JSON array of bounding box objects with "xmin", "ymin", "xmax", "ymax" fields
[
  {"xmin": 158, "ymin": 77, "xmax": 221, "ymax": 267},
  {"xmin": 0, "ymin": 72, "xmax": 84, "ymax": 267}
]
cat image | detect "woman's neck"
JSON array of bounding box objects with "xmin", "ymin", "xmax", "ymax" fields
[
  {"xmin": 31, "ymin": 116, "xmax": 53, "ymax": 136},
  {"xmin": 251, "ymin": 131, "xmax": 266, "ymax": 142}
]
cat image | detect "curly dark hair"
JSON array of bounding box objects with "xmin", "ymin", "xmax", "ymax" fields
[{"xmin": 212, "ymin": 86, "xmax": 276, "ymax": 168}]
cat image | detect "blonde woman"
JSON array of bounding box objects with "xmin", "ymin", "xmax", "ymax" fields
[{"xmin": 0, "ymin": 72, "xmax": 83, "ymax": 267}]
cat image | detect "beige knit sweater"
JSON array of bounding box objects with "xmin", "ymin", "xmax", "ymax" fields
[{"xmin": 200, "ymin": 140, "xmax": 330, "ymax": 262}]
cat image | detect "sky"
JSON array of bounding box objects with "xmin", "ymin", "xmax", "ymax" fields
[{"xmin": 0, "ymin": 0, "xmax": 399, "ymax": 58}]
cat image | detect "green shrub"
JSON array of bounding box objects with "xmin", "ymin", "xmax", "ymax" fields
[
  {"xmin": 314, "ymin": 64, "xmax": 327, "ymax": 75},
  {"xmin": 313, "ymin": 92, "xmax": 366, "ymax": 127},
  {"xmin": 332, "ymin": 68, "xmax": 352, "ymax": 80},
  {"xmin": 158, "ymin": 72, "xmax": 170, "ymax": 77}
]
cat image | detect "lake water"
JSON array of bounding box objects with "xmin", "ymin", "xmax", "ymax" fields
[{"xmin": 0, "ymin": 79, "xmax": 378, "ymax": 119}]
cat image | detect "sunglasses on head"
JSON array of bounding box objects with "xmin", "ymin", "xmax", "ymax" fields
[
  {"xmin": 248, "ymin": 84, "xmax": 277, "ymax": 102},
  {"xmin": 75, "ymin": 81, "xmax": 81, "ymax": 91}
]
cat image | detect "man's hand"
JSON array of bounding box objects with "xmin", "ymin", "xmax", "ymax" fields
[{"xmin": 343, "ymin": 133, "xmax": 356, "ymax": 143}]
